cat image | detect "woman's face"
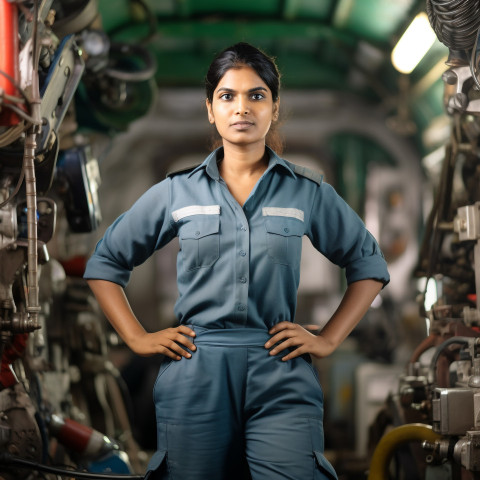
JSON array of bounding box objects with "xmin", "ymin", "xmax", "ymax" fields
[{"xmin": 206, "ymin": 66, "xmax": 279, "ymax": 150}]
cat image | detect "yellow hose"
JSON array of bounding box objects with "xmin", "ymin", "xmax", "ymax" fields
[{"xmin": 367, "ymin": 423, "xmax": 443, "ymax": 480}]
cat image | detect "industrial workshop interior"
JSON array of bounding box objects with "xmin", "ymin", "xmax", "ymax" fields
[{"xmin": 3, "ymin": 0, "xmax": 480, "ymax": 479}]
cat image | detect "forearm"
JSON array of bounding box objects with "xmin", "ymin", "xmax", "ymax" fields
[
  {"xmin": 87, "ymin": 279, "xmax": 197, "ymax": 359},
  {"xmin": 320, "ymin": 278, "xmax": 383, "ymax": 351},
  {"xmin": 87, "ymin": 279, "xmax": 147, "ymax": 348}
]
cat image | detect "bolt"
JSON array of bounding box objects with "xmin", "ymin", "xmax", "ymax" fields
[
  {"xmin": 448, "ymin": 92, "xmax": 469, "ymax": 114},
  {"xmin": 442, "ymin": 69, "xmax": 458, "ymax": 85}
]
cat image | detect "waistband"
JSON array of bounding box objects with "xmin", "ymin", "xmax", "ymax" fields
[{"xmin": 188, "ymin": 326, "xmax": 271, "ymax": 346}]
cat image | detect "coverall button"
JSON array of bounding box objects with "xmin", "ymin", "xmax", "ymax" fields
[
  {"xmin": 240, "ymin": 277, "xmax": 247, "ymax": 283},
  {"xmin": 240, "ymin": 225, "xmax": 247, "ymax": 231},
  {"xmin": 238, "ymin": 304, "xmax": 246, "ymax": 311},
  {"xmin": 195, "ymin": 231, "xmax": 200, "ymax": 236},
  {"xmin": 284, "ymin": 228, "xmax": 290, "ymax": 233},
  {"xmin": 239, "ymin": 250, "xmax": 246, "ymax": 256}
]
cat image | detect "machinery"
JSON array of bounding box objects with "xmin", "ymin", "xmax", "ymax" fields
[
  {"xmin": 368, "ymin": 1, "xmax": 480, "ymax": 478},
  {"xmin": 0, "ymin": 1, "xmax": 155, "ymax": 478}
]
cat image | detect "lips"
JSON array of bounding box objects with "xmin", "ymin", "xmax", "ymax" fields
[{"xmin": 231, "ymin": 121, "xmax": 254, "ymax": 129}]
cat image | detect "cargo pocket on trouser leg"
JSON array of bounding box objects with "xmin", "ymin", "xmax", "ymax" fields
[
  {"xmin": 309, "ymin": 418, "xmax": 338, "ymax": 480},
  {"xmin": 314, "ymin": 452, "xmax": 338, "ymax": 480},
  {"xmin": 144, "ymin": 450, "xmax": 168, "ymax": 480}
]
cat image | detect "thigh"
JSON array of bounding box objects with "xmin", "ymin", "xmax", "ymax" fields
[
  {"xmin": 245, "ymin": 350, "xmax": 337, "ymax": 480},
  {"xmin": 150, "ymin": 345, "xmax": 249, "ymax": 480},
  {"xmin": 245, "ymin": 412, "xmax": 337, "ymax": 480}
]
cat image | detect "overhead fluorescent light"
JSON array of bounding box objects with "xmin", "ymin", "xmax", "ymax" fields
[{"xmin": 391, "ymin": 12, "xmax": 436, "ymax": 74}]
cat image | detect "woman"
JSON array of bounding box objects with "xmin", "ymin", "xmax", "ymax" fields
[{"xmin": 84, "ymin": 43, "xmax": 389, "ymax": 480}]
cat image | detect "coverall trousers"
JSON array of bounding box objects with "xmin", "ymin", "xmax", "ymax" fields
[{"xmin": 145, "ymin": 327, "xmax": 338, "ymax": 480}]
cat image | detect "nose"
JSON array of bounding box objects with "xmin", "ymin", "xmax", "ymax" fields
[{"xmin": 235, "ymin": 96, "xmax": 249, "ymax": 115}]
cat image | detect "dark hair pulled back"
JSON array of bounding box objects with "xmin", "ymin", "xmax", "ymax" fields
[
  {"xmin": 205, "ymin": 42, "xmax": 281, "ymax": 103},
  {"xmin": 205, "ymin": 43, "xmax": 284, "ymax": 154}
]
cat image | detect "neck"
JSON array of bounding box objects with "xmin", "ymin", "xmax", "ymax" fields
[{"xmin": 220, "ymin": 142, "xmax": 268, "ymax": 178}]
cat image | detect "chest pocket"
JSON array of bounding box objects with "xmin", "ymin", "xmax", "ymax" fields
[
  {"xmin": 179, "ymin": 216, "xmax": 220, "ymax": 271},
  {"xmin": 264, "ymin": 216, "xmax": 304, "ymax": 267}
]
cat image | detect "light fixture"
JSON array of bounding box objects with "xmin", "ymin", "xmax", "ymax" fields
[{"xmin": 391, "ymin": 12, "xmax": 436, "ymax": 74}]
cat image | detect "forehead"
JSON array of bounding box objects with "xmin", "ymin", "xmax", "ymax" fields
[{"xmin": 215, "ymin": 66, "xmax": 269, "ymax": 92}]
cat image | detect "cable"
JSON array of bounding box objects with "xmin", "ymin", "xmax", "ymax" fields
[
  {"xmin": 426, "ymin": 0, "xmax": 480, "ymax": 51},
  {"xmin": 470, "ymin": 25, "xmax": 480, "ymax": 89},
  {"xmin": 0, "ymin": 453, "xmax": 144, "ymax": 480},
  {"xmin": 0, "ymin": 121, "xmax": 27, "ymax": 147},
  {"xmin": 0, "ymin": 68, "xmax": 33, "ymax": 110},
  {"xmin": 2, "ymin": 101, "xmax": 42, "ymax": 124}
]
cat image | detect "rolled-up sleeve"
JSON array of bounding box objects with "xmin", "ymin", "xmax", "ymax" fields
[
  {"xmin": 307, "ymin": 182, "xmax": 390, "ymax": 287},
  {"xmin": 84, "ymin": 179, "xmax": 176, "ymax": 287}
]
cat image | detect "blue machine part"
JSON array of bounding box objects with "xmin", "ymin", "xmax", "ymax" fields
[
  {"xmin": 87, "ymin": 450, "xmax": 133, "ymax": 474},
  {"xmin": 56, "ymin": 145, "xmax": 102, "ymax": 233}
]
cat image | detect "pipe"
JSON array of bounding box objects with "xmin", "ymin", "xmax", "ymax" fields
[
  {"xmin": 23, "ymin": 128, "xmax": 40, "ymax": 324},
  {"xmin": 24, "ymin": 0, "xmax": 42, "ymax": 324},
  {"xmin": 368, "ymin": 423, "xmax": 442, "ymax": 480}
]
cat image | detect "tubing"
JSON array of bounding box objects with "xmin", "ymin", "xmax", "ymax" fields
[
  {"xmin": 368, "ymin": 423, "xmax": 442, "ymax": 480},
  {"xmin": 0, "ymin": 0, "xmax": 20, "ymax": 125}
]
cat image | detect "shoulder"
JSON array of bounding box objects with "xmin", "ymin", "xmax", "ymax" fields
[
  {"xmin": 166, "ymin": 163, "xmax": 202, "ymax": 179},
  {"xmin": 282, "ymin": 160, "xmax": 324, "ymax": 186}
]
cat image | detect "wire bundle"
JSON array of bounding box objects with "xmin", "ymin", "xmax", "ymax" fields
[{"xmin": 426, "ymin": 0, "xmax": 480, "ymax": 51}]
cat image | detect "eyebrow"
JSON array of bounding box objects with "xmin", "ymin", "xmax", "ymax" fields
[{"xmin": 216, "ymin": 87, "xmax": 268, "ymax": 94}]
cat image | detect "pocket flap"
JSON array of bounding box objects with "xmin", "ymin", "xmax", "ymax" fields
[
  {"xmin": 265, "ymin": 217, "xmax": 304, "ymax": 237},
  {"xmin": 314, "ymin": 451, "xmax": 338, "ymax": 479},
  {"xmin": 145, "ymin": 449, "xmax": 167, "ymax": 476},
  {"xmin": 180, "ymin": 217, "xmax": 219, "ymax": 239}
]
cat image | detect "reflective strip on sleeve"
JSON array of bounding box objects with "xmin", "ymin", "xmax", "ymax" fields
[
  {"xmin": 172, "ymin": 205, "xmax": 221, "ymax": 222},
  {"xmin": 262, "ymin": 207, "xmax": 304, "ymax": 222}
]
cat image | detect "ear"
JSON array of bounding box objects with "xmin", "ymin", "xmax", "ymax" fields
[
  {"xmin": 206, "ymin": 99, "xmax": 215, "ymax": 124},
  {"xmin": 272, "ymin": 98, "xmax": 280, "ymax": 121}
]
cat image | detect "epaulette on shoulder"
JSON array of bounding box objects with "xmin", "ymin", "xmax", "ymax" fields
[
  {"xmin": 166, "ymin": 163, "xmax": 201, "ymax": 179},
  {"xmin": 287, "ymin": 161, "xmax": 324, "ymax": 186}
]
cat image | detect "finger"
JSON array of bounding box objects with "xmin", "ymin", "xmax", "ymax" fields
[
  {"xmin": 176, "ymin": 325, "xmax": 196, "ymax": 338},
  {"xmin": 163, "ymin": 340, "xmax": 193, "ymax": 359},
  {"xmin": 281, "ymin": 347, "xmax": 305, "ymax": 361},
  {"xmin": 173, "ymin": 333, "xmax": 197, "ymax": 352},
  {"xmin": 265, "ymin": 330, "xmax": 296, "ymax": 349},
  {"xmin": 158, "ymin": 347, "xmax": 182, "ymax": 361},
  {"xmin": 268, "ymin": 321, "xmax": 294, "ymax": 335},
  {"xmin": 269, "ymin": 338, "xmax": 299, "ymax": 355}
]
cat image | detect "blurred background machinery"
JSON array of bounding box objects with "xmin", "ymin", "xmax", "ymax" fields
[
  {"xmin": 0, "ymin": 0, "xmax": 155, "ymax": 478},
  {"xmin": 367, "ymin": 1, "xmax": 480, "ymax": 479},
  {"xmin": 5, "ymin": 1, "xmax": 480, "ymax": 479}
]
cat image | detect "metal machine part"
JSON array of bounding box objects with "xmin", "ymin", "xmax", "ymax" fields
[
  {"xmin": 0, "ymin": 0, "xmax": 151, "ymax": 477},
  {"xmin": 38, "ymin": 34, "xmax": 85, "ymax": 153},
  {"xmin": 0, "ymin": 383, "xmax": 42, "ymax": 480},
  {"xmin": 369, "ymin": 9, "xmax": 480, "ymax": 475}
]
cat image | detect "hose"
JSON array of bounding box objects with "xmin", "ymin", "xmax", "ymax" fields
[
  {"xmin": 428, "ymin": 336, "xmax": 473, "ymax": 385},
  {"xmin": 0, "ymin": 453, "xmax": 144, "ymax": 480},
  {"xmin": 367, "ymin": 423, "xmax": 442, "ymax": 480}
]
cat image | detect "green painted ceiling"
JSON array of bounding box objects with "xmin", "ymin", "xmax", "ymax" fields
[{"xmin": 97, "ymin": 0, "xmax": 449, "ymax": 153}]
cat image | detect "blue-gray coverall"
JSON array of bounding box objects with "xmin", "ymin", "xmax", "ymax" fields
[{"xmin": 84, "ymin": 146, "xmax": 390, "ymax": 480}]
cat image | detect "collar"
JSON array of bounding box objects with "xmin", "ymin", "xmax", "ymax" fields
[{"xmin": 188, "ymin": 146, "xmax": 297, "ymax": 181}]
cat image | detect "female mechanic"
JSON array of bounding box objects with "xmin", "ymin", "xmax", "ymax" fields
[{"xmin": 84, "ymin": 42, "xmax": 390, "ymax": 480}]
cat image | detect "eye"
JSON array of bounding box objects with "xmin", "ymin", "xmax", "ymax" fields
[
  {"xmin": 251, "ymin": 93, "xmax": 265, "ymax": 100},
  {"xmin": 220, "ymin": 93, "xmax": 232, "ymax": 101}
]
